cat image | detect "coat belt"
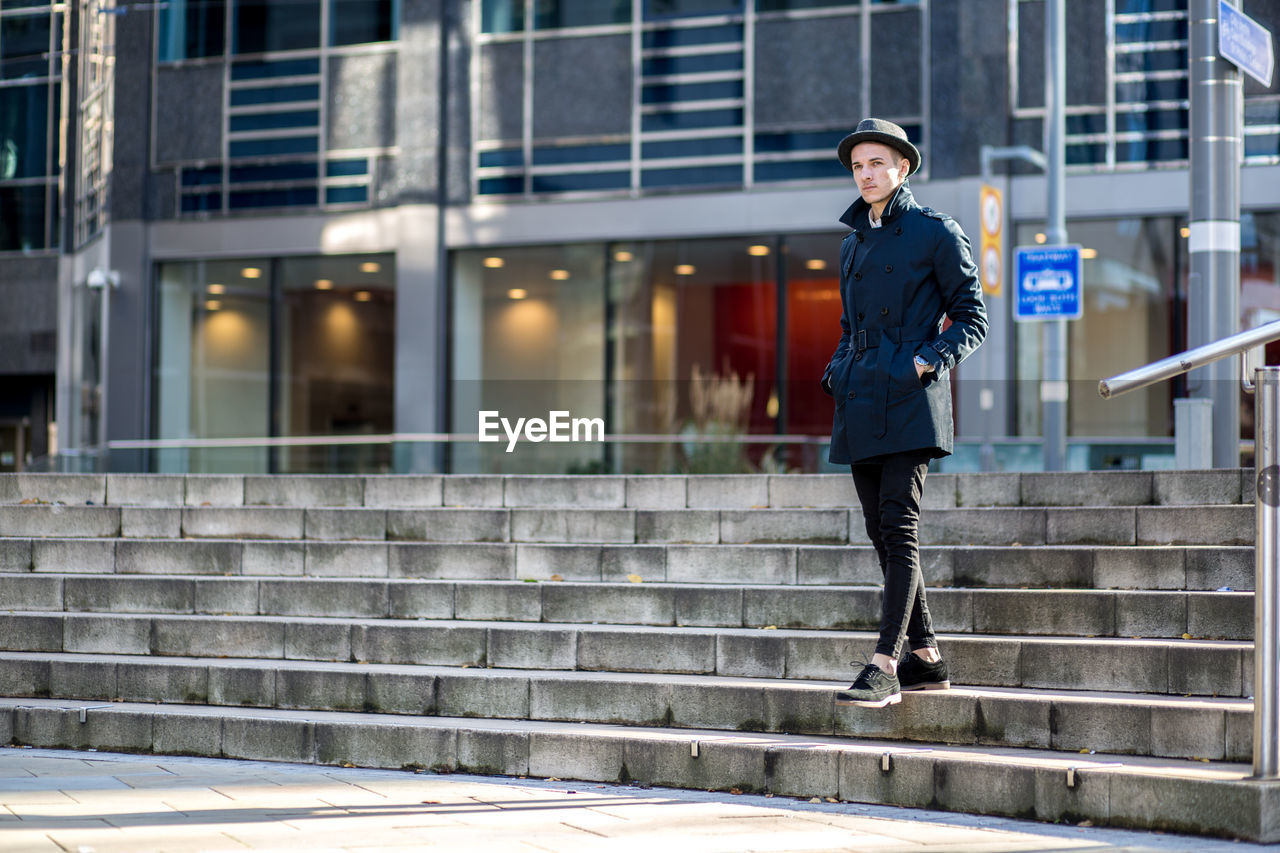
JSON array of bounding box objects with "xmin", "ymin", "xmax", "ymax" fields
[{"xmin": 855, "ymin": 324, "xmax": 937, "ymax": 352}]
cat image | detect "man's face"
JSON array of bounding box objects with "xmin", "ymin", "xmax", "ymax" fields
[{"xmin": 849, "ymin": 141, "xmax": 910, "ymax": 209}]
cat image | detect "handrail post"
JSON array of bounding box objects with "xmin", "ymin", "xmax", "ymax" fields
[{"xmin": 1255, "ymin": 366, "xmax": 1280, "ymax": 778}]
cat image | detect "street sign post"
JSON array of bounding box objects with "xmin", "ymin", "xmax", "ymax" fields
[
  {"xmin": 1218, "ymin": 0, "xmax": 1275, "ymax": 88},
  {"xmin": 1014, "ymin": 245, "xmax": 1082, "ymax": 321}
]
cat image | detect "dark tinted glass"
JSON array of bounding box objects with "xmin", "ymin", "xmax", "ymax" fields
[
  {"xmin": 230, "ymin": 84, "xmax": 319, "ymax": 106},
  {"xmin": 229, "ymin": 162, "xmax": 320, "ymax": 183},
  {"xmin": 1115, "ymin": 77, "xmax": 1188, "ymax": 102},
  {"xmin": 158, "ymin": 0, "xmax": 226, "ymax": 61},
  {"xmin": 642, "ymin": 80, "xmax": 743, "ymax": 104},
  {"xmin": 234, "ymin": 0, "xmax": 322, "ymax": 53},
  {"xmin": 535, "ymin": 0, "xmax": 629, "ymax": 28},
  {"xmin": 754, "ymin": 129, "xmax": 846, "ymax": 152},
  {"xmin": 478, "ymin": 176, "xmax": 524, "ymax": 194},
  {"xmin": 182, "ymin": 166, "xmax": 223, "ymax": 186},
  {"xmin": 229, "ymin": 109, "xmax": 320, "ymax": 132},
  {"xmin": 642, "ymin": 24, "xmax": 742, "ymax": 48},
  {"xmin": 332, "ymin": 0, "xmax": 395, "ymax": 45},
  {"xmin": 1115, "ymin": 0, "xmax": 1181, "ymax": 13},
  {"xmin": 479, "ymin": 149, "xmax": 524, "ymax": 168},
  {"xmin": 1, "ymin": 13, "xmax": 50, "ymax": 79},
  {"xmin": 641, "ymin": 163, "xmax": 742, "ymax": 188},
  {"xmin": 1065, "ymin": 143, "xmax": 1107, "ymax": 165},
  {"xmin": 229, "ymin": 187, "xmax": 319, "ymax": 208},
  {"xmin": 1115, "ymin": 137, "xmax": 1187, "ymax": 162},
  {"xmin": 1246, "ymin": 133, "xmax": 1280, "ymax": 159},
  {"xmin": 0, "ymin": 185, "xmax": 45, "ymax": 251},
  {"xmin": 642, "ymin": 136, "xmax": 742, "ymax": 158},
  {"xmin": 644, "ymin": 0, "xmax": 743, "ymax": 17},
  {"xmin": 326, "ymin": 158, "xmax": 369, "ymax": 177},
  {"xmin": 481, "ymin": 0, "xmax": 524, "ymax": 32},
  {"xmin": 754, "ymin": 159, "xmax": 841, "ymax": 181},
  {"xmin": 756, "ymin": 0, "xmax": 856, "ymax": 9},
  {"xmin": 532, "ymin": 171, "xmax": 630, "ymax": 192},
  {"xmin": 0, "ymin": 84, "xmax": 48, "ymax": 178},
  {"xmin": 1114, "ymin": 48, "xmax": 1184, "ymax": 73},
  {"xmin": 229, "ymin": 136, "xmax": 320, "ymax": 157},
  {"xmin": 641, "ymin": 108, "xmax": 742, "ymax": 132},
  {"xmin": 642, "ymin": 52, "xmax": 742, "ymax": 75},
  {"xmin": 181, "ymin": 192, "xmax": 221, "ymax": 213},
  {"xmin": 231, "ymin": 57, "xmax": 321, "ymax": 79},
  {"xmin": 1115, "ymin": 108, "xmax": 1187, "ymax": 132},
  {"xmin": 532, "ymin": 143, "xmax": 630, "ymax": 165},
  {"xmin": 326, "ymin": 185, "xmax": 369, "ymax": 204},
  {"xmin": 1066, "ymin": 113, "xmax": 1108, "ymax": 135},
  {"xmin": 1115, "ymin": 18, "xmax": 1187, "ymax": 42}
]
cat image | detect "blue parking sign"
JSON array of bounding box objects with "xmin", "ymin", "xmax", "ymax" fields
[{"xmin": 1014, "ymin": 245, "xmax": 1083, "ymax": 321}]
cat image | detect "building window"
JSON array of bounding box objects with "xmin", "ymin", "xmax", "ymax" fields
[
  {"xmin": 157, "ymin": 0, "xmax": 226, "ymax": 61},
  {"xmin": 451, "ymin": 233, "xmax": 844, "ymax": 473},
  {"xmin": 153, "ymin": 253, "xmax": 396, "ymax": 473},
  {"xmin": 0, "ymin": 3, "xmax": 62, "ymax": 253},
  {"xmin": 233, "ymin": 0, "xmax": 322, "ymax": 54},
  {"xmin": 331, "ymin": 0, "xmax": 397, "ymax": 45}
]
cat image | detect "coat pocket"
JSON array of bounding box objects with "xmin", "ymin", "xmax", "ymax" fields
[{"xmin": 887, "ymin": 346, "xmax": 925, "ymax": 397}]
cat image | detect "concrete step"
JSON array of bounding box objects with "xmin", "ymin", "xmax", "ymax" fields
[
  {"xmin": 0, "ymin": 611, "xmax": 1252, "ymax": 696},
  {"xmin": 0, "ymin": 538, "xmax": 1253, "ymax": 590},
  {"xmin": 1, "ymin": 697, "xmax": 1273, "ymax": 842},
  {"xmin": 0, "ymin": 574, "xmax": 1253, "ymax": 640},
  {"xmin": 0, "ymin": 652, "xmax": 1252, "ymax": 762},
  {"xmin": 0, "ymin": 503, "xmax": 1252, "ymax": 546},
  {"xmin": 0, "ymin": 470, "xmax": 1255, "ymax": 510}
]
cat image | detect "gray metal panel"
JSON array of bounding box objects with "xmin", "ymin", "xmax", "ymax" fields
[
  {"xmin": 392, "ymin": 0, "xmax": 442, "ymax": 205},
  {"xmin": 531, "ymin": 35, "xmax": 630, "ymax": 139},
  {"xmin": 109, "ymin": 9, "xmax": 152, "ymax": 224},
  {"xmin": 328, "ymin": 53, "xmax": 398, "ymax": 151},
  {"xmin": 477, "ymin": 42, "xmax": 524, "ymax": 142},
  {"xmin": 0, "ymin": 257, "xmax": 59, "ymax": 375},
  {"xmin": 154, "ymin": 66, "xmax": 224, "ymax": 164},
  {"xmin": 928, "ymin": 0, "xmax": 1010, "ymax": 179},
  {"xmin": 1016, "ymin": 0, "xmax": 1045, "ymax": 110},
  {"xmin": 869, "ymin": 9, "xmax": 922, "ymax": 119},
  {"xmin": 1066, "ymin": 0, "xmax": 1107, "ymax": 107},
  {"xmin": 753, "ymin": 15, "xmax": 860, "ymax": 128}
]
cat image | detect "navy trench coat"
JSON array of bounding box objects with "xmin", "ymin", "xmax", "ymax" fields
[{"xmin": 822, "ymin": 183, "xmax": 988, "ymax": 464}]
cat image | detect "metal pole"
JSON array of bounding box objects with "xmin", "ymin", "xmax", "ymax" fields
[
  {"xmin": 1254, "ymin": 365, "xmax": 1280, "ymax": 777},
  {"xmin": 1043, "ymin": 0, "xmax": 1068, "ymax": 471},
  {"xmin": 1189, "ymin": 0, "xmax": 1243, "ymax": 467}
]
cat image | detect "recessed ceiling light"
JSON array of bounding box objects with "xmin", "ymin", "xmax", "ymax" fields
[
  {"xmin": 1081, "ymin": 248, "xmax": 1098, "ymax": 259},
  {"xmin": 508, "ymin": 288, "xmax": 527, "ymax": 300},
  {"xmin": 549, "ymin": 269, "xmax": 570, "ymax": 281},
  {"xmin": 204, "ymin": 300, "xmax": 222, "ymax": 311},
  {"xmin": 315, "ymin": 279, "xmax": 333, "ymax": 290},
  {"xmin": 1034, "ymin": 233, "xmax": 1047, "ymax": 245},
  {"xmin": 207, "ymin": 283, "xmax": 225, "ymax": 294},
  {"xmin": 806, "ymin": 259, "xmax": 827, "ymax": 271},
  {"xmin": 614, "ymin": 251, "xmax": 634, "ymax": 263},
  {"xmin": 1180, "ymin": 226, "xmax": 1191, "ymax": 238},
  {"xmin": 675, "ymin": 264, "xmax": 696, "ymax": 276},
  {"xmin": 241, "ymin": 267, "xmax": 262, "ymax": 279},
  {"xmin": 354, "ymin": 291, "xmax": 372, "ymax": 302},
  {"xmin": 483, "ymin": 257, "xmax": 505, "ymax": 268},
  {"xmin": 747, "ymin": 245, "xmax": 770, "ymax": 257},
  {"xmin": 360, "ymin": 261, "xmax": 381, "ymax": 273}
]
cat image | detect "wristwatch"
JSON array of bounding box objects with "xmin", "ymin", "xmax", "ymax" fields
[{"xmin": 914, "ymin": 355, "xmax": 933, "ymax": 372}]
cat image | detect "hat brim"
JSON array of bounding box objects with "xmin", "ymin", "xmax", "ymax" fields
[{"xmin": 837, "ymin": 131, "xmax": 921, "ymax": 176}]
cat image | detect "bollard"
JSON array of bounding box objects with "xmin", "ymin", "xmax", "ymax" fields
[{"xmin": 1255, "ymin": 366, "xmax": 1280, "ymax": 778}]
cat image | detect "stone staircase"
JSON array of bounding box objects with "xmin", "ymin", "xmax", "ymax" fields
[{"xmin": 0, "ymin": 470, "xmax": 1275, "ymax": 841}]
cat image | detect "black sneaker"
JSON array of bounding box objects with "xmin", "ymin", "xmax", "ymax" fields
[
  {"xmin": 835, "ymin": 663, "xmax": 901, "ymax": 708},
  {"xmin": 898, "ymin": 654, "xmax": 950, "ymax": 691}
]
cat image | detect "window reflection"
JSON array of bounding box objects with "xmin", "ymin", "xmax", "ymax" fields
[
  {"xmin": 234, "ymin": 0, "xmax": 322, "ymax": 54},
  {"xmin": 158, "ymin": 0, "xmax": 226, "ymax": 61}
]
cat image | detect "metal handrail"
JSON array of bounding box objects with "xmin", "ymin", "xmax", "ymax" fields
[
  {"xmin": 1101, "ymin": 320, "xmax": 1280, "ymax": 781},
  {"xmin": 1099, "ymin": 318, "xmax": 1280, "ymax": 399}
]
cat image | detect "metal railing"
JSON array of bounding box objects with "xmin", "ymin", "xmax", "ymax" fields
[{"xmin": 1101, "ymin": 318, "xmax": 1280, "ymax": 779}]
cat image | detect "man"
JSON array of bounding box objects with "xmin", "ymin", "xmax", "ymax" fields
[{"xmin": 821, "ymin": 118, "xmax": 988, "ymax": 708}]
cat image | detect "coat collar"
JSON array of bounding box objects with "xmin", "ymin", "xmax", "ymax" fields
[{"xmin": 838, "ymin": 181, "xmax": 917, "ymax": 230}]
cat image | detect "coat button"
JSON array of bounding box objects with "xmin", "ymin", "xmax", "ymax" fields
[
  {"xmin": 854, "ymin": 352, "xmax": 863, "ymax": 361},
  {"xmin": 856, "ymin": 233, "xmax": 864, "ymax": 243},
  {"xmin": 885, "ymin": 264, "xmax": 893, "ymax": 273},
  {"xmin": 880, "ymin": 307, "xmax": 889, "ymax": 315},
  {"xmin": 853, "ymin": 272, "xmax": 862, "ymax": 280},
  {"xmin": 847, "ymin": 391, "xmax": 856, "ymax": 400},
  {"xmin": 856, "ymin": 312, "xmax": 864, "ymax": 321},
  {"xmin": 895, "ymin": 226, "xmax": 903, "ymax": 235}
]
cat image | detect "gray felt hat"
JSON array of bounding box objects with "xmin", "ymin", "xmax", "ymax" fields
[{"xmin": 836, "ymin": 118, "xmax": 921, "ymax": 176}]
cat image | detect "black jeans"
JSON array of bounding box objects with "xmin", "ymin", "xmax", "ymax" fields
[{"xmin": 851, "ymin": 451, "xmax": 938, "ymax": 660}]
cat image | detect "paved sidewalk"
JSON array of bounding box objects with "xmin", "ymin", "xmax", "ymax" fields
[{"xmin": 0, "ymin": 747, "xmax": 1268, "ymax": 852}]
